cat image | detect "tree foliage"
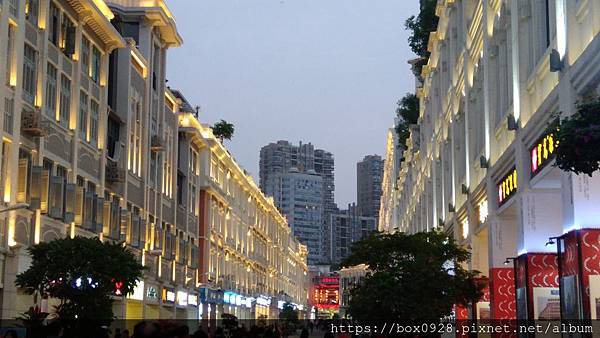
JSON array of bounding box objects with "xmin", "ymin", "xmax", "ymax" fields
[
  {"xmin": 555, "ymin": 96, "xmax": 600, "ymax": 176},
  {"xmin": 405, "ymin": 0, "xmax": 439, "ymax": 77},
  {"xmin": 212, "ymin": 119, "xmax": 235, "ymax": 142},
  {"xmin": 15, "ymin": 236, "xmax": 144, "ymax": 328},
  {"xmin": 395, "ymin": 93, "xmax": 420, "ymax": 149},
  {"xmin": 341, "ymin": 231, "xmax": 485, "ymax": 323}
]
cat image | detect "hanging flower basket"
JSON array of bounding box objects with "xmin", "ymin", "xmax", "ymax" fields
[{"xmin": 555, "ymin": 96, "xmax": 600, "ymax": 176}]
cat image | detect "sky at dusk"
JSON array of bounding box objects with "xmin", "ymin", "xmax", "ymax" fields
[{"xmin": 166, "ymin": 0, "xmax": 419, "ymax": 207}]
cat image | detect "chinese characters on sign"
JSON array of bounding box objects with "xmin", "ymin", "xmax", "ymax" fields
[
  {"xmin": 531, "ymin": 132, "xmax": 558, "ymax": 177},
  {"xmin": 498, "ymin": 168, "xmax": 517, "ymax": 206}
]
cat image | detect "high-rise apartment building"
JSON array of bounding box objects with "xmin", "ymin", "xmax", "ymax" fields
[
  {"xmin": 260, "ymin": 141, "xmax": 336, "ymax": 264},
  {"xmin": 356, "ymin": 155, "xmax": 383, "ymax": 220},
  {"xmin": 271, "ymin": 168, "xmax": 323, "ymax": 264},
  {"xmin": 329, "ymin": 203, "xmax": 376, "ymax": 265}
]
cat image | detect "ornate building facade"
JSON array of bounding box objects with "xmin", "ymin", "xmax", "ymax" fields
[
  {"xmin": 382, "ymin": 0, "xmax": 600, "ymax": 322},
  {"xmin": 0, "ymin": 0, "xmax": 308, "ymax": 323}
]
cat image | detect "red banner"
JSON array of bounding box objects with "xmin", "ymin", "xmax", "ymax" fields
[{"xmin": 489, "ymin": 267, "xmax": 516, "ymax": 319}]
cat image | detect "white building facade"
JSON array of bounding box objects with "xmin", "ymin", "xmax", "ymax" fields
[{"xmin": 383, "ymin": 0, "xmax": 600, "ymax": 322}]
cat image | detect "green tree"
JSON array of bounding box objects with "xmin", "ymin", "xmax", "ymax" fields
[
  {"xmin": 15, "ymin": 236, "xmax": 144, "ymax": 335},
  {"xmin": 554, "ymin": 96, "xmax": 600, "ymax": 176},
  {"xmin": 212, "ymin": 119, "xmax": 235, "ymax": 143},
  {"xmin": 342, "ymin": 231, "xmax": 485, "ymax": 323},
  {"xmin": 395, "ymin": 93, "xmax": 420, "ymax": 149},
  {"xmin": 405, "ymin": 0, "xmax": 439, "ymax": 77}
]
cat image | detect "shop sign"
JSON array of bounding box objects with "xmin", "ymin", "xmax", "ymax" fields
[
  {"xmin": 162, "ymin": 288, "xmax": 176, "ymax": 304},
  {"xmin": 497, "ymin": 167, "xmax": 517, "ymax": 206},
  {"xmin": 256, "ymin": 296, "xmax": 271, "ymax": 306},
  {"xmin": 188, "ymin": 294, "xmax": 198, "ymax": 307},
  {"xmin": 177, "ymin": 291, "xmax": 188, "ymax": 306},
  {"xmin": 224, "ymin": 291, "xmax": 236, "ymax": 304},
  {"xmin": 245, "ymin": 297, "xmax": 253, "ymax": 309},
  {"xmin": 127, "ymin": 280, "xmax": 144, "ymax": 301},
  {"xmin": 199, "ymin": 287, "xmax": 223, "ymax": 304},
  {"xmin": 320, "ymin": 277, "xmax": 338, "ymax": 284},
  {"xmin": 531, "ymin": 132, "xmax": 557, "ymax": 177},
  {"xmin": 146, "ymin": 286, "xmax": 158, "ymax": 301}
]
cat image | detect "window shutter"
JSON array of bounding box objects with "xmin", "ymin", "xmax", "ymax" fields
[
  {"xmin": 94, "ymin": 196, "xmax": 103, "ymax": 233},
  {"xmin": 165, "ymin": 231, "xmax": 172, "ymax": 259},
  {"xmin": 29, "ymin": 166, "xmax": 43, "ymax": 210},
  {"xmin": 172, "ymin": 234, "xmax": 177, "ymax": 260},
  {"xmin": 120, "ymin": 209, "xmax": 130, "ymax": 242},
  {"xmin": 183, "ymin": 240, "xmax": 188, "ymax": 264},
  {"xmin": 140, "ymin": 218, "xmax": 147, "ymax": 249},
  {"xmin": 74, "ymin": 186, "xmax": 84, "ymax": 225},
  {"xmin": 65, "ymin": 26, "xmax": 76, "ymax": 56},
  {"xmin": 131, "ymin": 214, "xmax": 140, "ymax": 247},
  {"xmin": 49, "ymin": 176, "xmax": 65, "ymax": 219},
  {"xmin": 102, "ymin": 199, "xmax": 110, "ymax": 236},
  {"xmin": 190, "ymin": 245, "xmax": 199, "ymax": 269},
  {"xmin": 64, "ymin": 183, "xmax": 76, "ymax": 223},
  {"xmin": 110, "ymin": 201, "xmax": 120, "ymax": 239},
  {"xmin": 40, "ymin": 169, "xmax": 50, "ymax": 213},
  {"xmin": 83, "ymin": 190, "xmax": 94, "ymax": 230},
  {"xmin": 16, "ymin": 158, "xmax": 29, "ymax": 203},
  {"xmin": 154, "ymin": 225, "xmax": 162, "ymax": 251}
]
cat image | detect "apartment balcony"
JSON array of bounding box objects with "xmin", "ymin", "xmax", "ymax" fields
[
  {"xmin": 105, "ymin": 158, "xmax": 125, "ymax": 183},
  {"xmin": 21, "ymin": 107, "xmax": 47, "ymax": 137},
  {"xmin": 150, "ymin": 135, "xmax": 165, "ymax": 152}
]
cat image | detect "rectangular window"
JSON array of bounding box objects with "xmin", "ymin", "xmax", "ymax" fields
[
  {"xmin": 90, "ymin": 100, "xmax": 98, "ymax": 146},
  {"xmin": 9, "ymin": 0, "xmax": 18, "ymax": 17},
  {"xmin": 25, "ymin": 0, "xmax": 38, "ymax": 24},
  {"xmin": 0, "ymin": 142, "xmax": 11, "ymax": 202},
  {"xmin": 48, "ymin": 2, "xmax": 60, "ymax": 46},
  {"xmin": 60, "ymin": 15, "xmax": 75, "ymax": 56},
  {"xmin": 4, "ymin": 97, "xmax": 14, "ymax": 135},
  {"xmin": 150, "ymin": 152, "xmax": 157, "ymax": 186},
  {"xmin": 128, "ymin": 91, "xmax": 142, "ymax": 175},
  {"xmin": 79, "ymin": 92, "xmax": 88, "ymax": 140},
  {"xmin": 91, "ymin": 47, "xmax": 101, "ymax": 83},
  {"xmin": 107, "ymin": 117, "xmax": 120, "ymax": 158},
  {"xmin": 45, "ymin": 63, "xmax": 57, "ymax": 117},
  {"xmin": 190, "ymin": 149, "xmax": 198, "ymax": 175},
  {"xmin": 22, "ymin": 44, "xmax": 37, "ymax": 105},
  {"xmin": 17, "ymin": 149, "xmax": 31, "ymax": 204},
  {"xmin": 6, "ymin": 25, "xmax": 15, "ymax": 86},
  {"xmin": 190, "ymin": 185, "xmax": 197, "ymax": 216},
  {"xmin": 81, "ymin": 37, "xmax": 90, "ymax": 76},
  {"xmin": 177, "ymin": 173, "xmax": 184, "ymax": 205},
  {"xmin": 59, "ymin": 74, "xmax": 71, "ymax": 128}
]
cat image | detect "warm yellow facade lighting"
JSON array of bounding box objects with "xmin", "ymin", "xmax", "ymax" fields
[
  {"xmin": 130, "ymin": 50, "xmax": 148, "ymax": 78},
  {"xmin": 92, "ymin": 0, "xmax": 115, "ymax": 20}
]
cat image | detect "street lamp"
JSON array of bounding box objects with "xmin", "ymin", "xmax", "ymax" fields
[
  {"xmin": 546, "ymin": 236, "xmax": 560, "ymax": 246},
  {"xmin": 0, "ymin": 203, "xmax": 29, "ymax": 214}
]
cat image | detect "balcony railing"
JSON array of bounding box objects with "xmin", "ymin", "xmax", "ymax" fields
[
  {"xmin": 106, "ymin": 158, "xmax": 125, "ymax": 183},
  {"xmin": 21, "ymin": 107, "xmax": 46, "ymax": 137},
  {"xmin": 150, "ymin": 134, "xmax": 165, "ymax": 152}
]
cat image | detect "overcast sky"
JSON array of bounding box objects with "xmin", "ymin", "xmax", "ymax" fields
[{"xmin": 167, "ymin": 0, "xmax": 418, "ymax": 207}]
